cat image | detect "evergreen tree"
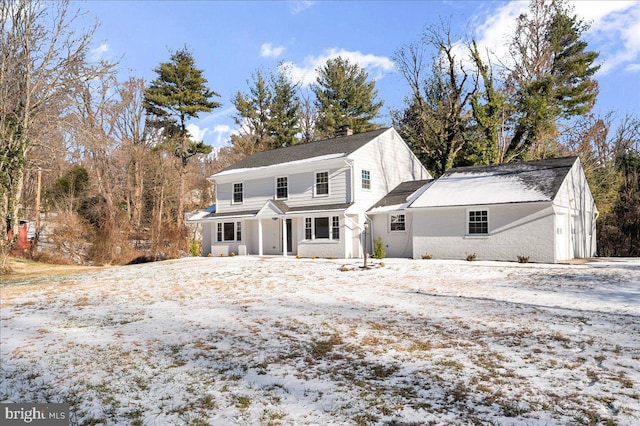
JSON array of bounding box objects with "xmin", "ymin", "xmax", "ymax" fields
[
  {"xmin": 506, "ymin": 0, "xmax": 599, "ymax": 160},
  {"xmin": 144, "ymin": 47, "xmax": 220, "ymax": 228},
  {"xmin": 269, "ymin": 65, "xmax": 301, "ymax": 148},
  {"xmin": 232, "ymin": 70, "xmax": 273, "ymax": 153},
  {"xmin": 232, "ymin": 66, "xmax": 301, "ymax": 154},
  {"xmin": 313, "ymin": 57, "xmax": 383, "ymax": 138}
]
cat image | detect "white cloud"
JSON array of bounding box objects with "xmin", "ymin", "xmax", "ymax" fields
[
  {"xmin": 187, "ymin": 123, "xmax": 208, "ymax": 142},
  {"xmin": 626, "ymin": 63, "xmax": 640, "ymax": 73},
  {"xmin": 472, "ymin": 1, "xmax": 528, "ymax": 63},
  {"xmin": 207, "ymin": 124, "xmax": 234, "ymax": 147},
  {"xmin": 261, "ymin": 42, "xmax": 286, "ymax": 59},
  {"xmin": 282, "ymin": 48, "xmax": 396, "ymax": 87},
  {"xmin": 91, "ymin": 44, "xmax": 109, "ymax": 62},
  {"xmin": 289, "ymin": 0, "xmax": 315, "ymax": 14},
  {"xmin": 575, "ymin": 0, "xmax": 640, "ymax": 75},
  {"xmin": 470, "ymin": 1, "xmax": 640, "ymax": 76}
]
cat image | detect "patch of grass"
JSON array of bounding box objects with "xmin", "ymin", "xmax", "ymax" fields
[
  {"xmin": 309, "ymin": 333, "xmax": 343, "ymax": 359},
  {"xmin": 438, "ymin": 359, "xmax": 464, "ymax": 371},
  {"xmin": 234, "ymin": 395, "xmax": 251, "ymax": 409},
  {"xmin": 354, "ymin": 412, "xmax": 379, "ymax": 425}
]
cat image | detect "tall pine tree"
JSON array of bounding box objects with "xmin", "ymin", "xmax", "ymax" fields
[
  {"xmin": 506, "ymin": 0, "xmax": 599, "ymax": 160},
  {"xmin": 313, "ymin": 57, "xmax": 383, "ymax": 139},
  {"xmin": 144, "ymin": 47, "xmax": 220, "ymax": 229}
]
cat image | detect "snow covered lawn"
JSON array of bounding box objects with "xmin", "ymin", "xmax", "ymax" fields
[{"xmin": 1, "ymin": 257, "xmax": 639, "ymax": 425}]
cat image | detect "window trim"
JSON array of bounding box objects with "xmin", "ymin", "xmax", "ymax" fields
[
  {"xmin": 361, "ymin": 169, "xmax": 371, "ymax": 191},
  {"xmin": 314, "ymin": 171, "xmax": 330, "ymax": 197},
  {"xmin": 232, "ymin": 182, "xmax": 244, "ymax": 204},
  {"xmin": 217, "ymin": 221, "xmax": 243, "ymax": 242},
  {"xmin": 303, "ymin": 215, "xmax": 340, "ymax": 241},
  {"xmin": 467, "ymin": 209, "xmax": 489, "ymax": 235},
  {"xmin": 275, "ymin": 176, "xmax": 288, "ymax": 200},
  {"xmin": 389, "ymin": 214, "xmax": 406, "ymax": 232}
]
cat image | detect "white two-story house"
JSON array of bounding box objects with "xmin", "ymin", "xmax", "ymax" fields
[{"xmin": 188, "ymin": 127, "xmax": 431, "ymax": 258}]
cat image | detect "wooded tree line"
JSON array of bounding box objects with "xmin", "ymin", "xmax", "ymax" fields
[{"xmin": 1, "ymin": 0, "xmax": 638, "ymax": 271}]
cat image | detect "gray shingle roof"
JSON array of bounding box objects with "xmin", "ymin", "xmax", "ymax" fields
[
  {"xmin": 220, "ymin": 127, "xmax": 390, "ymax": 172},
  {"xmin": 369, "ymin": 180, "xmax": 434, "ymax": 210}
]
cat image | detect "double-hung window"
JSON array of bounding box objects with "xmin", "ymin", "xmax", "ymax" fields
[
  {"xmin": 233, "ymin": 183, "xmax": 243, "ymax": 204},
  {"xmin": 332, "ymin": 216, "xmax": 340, "ymax": 239},
  {"xmin": 305, "ymin": 218, "xmax": 312, "ymax": 240},
  {"xmin": 276, "ymin": 177, "xmax": 288, "ymax": 199},
  {"xmin": 390, "ymin": 214, "xmax": 406, "ymax": 231},
  {"xmin": 217, "ymin": 222, "xmax": 242, "ymax": 242},
  {"xmin": 468, "ymin": 210, "xmax": 488, "ymax": 235},
  {"xmin": 362, "ymin": 170, "xmax": 371, "ymax": 190},
  {"xmin": 315, "ymin": 172, "xmax": 329, "ymax": 196}
]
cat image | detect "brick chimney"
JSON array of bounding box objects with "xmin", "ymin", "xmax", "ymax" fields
[{"xmin": 335, "ymin": 125, "xmax": 353, "ymax": 138}]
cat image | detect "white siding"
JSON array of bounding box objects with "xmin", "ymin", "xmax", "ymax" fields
[
  {"xmin": 215, "ymin": 165, "xmax": 350, "ymax": 214},
  {"xmin": 371, "ymin": 212, "xmax": 413, "ymax": 258},
  {"xmin": 349, "ymin": 128, "xmax": 431, "ymax": 209},
  {"xmin": 553, "ymin": 159, "xmax": 597, "ymax": 258},
  {"xmin": 412, "ymin": 203, "xmax": 556, "ymax": 263}
]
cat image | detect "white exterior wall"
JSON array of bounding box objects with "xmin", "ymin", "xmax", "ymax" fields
[
  {"xmin": 296, "ymin": 213, "xmax": 347, "ymax": 258},
  {"xmin": 214, "ymin": 160, "xmax": 350, "ymax": 214},
  {"xmin": 552, "ymin": 160, "xmax": 597, "ymax": 259},
  {"xmin": 411, "ymin": 203, "xmax": 556, "ymax": 263},
  {"xmin": 371, "ymin": 212, "xmax": 414, "ymax": 258},
  {"xmin": 349, "ymin": 128, "xmax": 431, "ymax": 209}
]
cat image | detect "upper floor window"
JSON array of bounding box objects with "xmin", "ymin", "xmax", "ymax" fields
[
  {"xmin": 468, "ymin": 210, "xmax": 488, "ymax": 235},
  {"xmin": 362, "ymin": 169, "xmax": 371, "ymax": 190},
  {"xmin": 276, "ymin": 176, "xmax": 288, "ymax": 199},
  {"xmin": 390, "ymin": 214, "xmax": 406, "ymax": 231},
  {"xmin": 233, "ymin": 182, "xmax": 243, "ymax": 204},
  {"xmin": 315, "ymin": 171, "xmax": 329, "ymax": 196}
]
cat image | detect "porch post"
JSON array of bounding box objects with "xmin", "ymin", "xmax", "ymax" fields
[
  {"xmin": 258, "ymin": 218, "xmax": 263, "ymax": 256},
  {"xmin": 282, "ymin": 217, "xmax": 287, "ymax": 257}
]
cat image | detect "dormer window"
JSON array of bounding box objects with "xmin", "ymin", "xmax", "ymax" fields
[
  {"xmin": 315, "ymin": 171, "xmax": 329, "ymax": 196},
  {"xmin": 276, "ymin": 176, "xmax": 288, "ymax": 199},
  {"xmin": 233, "ymin": 182, "xmax": 243, "ymax": 204}
]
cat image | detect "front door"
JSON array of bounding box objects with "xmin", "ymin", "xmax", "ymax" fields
[{"xmin": 286, "ymin": 219, "xmax": 293, "ymax": 253}]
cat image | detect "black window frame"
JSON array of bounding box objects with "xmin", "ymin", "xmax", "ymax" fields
[
  {"xmin": 468, "ymin": 210, "xmax": 488, "ymax": 235},
  {"xmin": 315, "ymin": 171, "xmax": 329, "ymax": 196},
  {"xmin": 233, "ymin": 182, "xmax": 243, "ymax": 204},
  {"xmin": 390, "ymin": 214, "xmax": 406, "ymax": 231},
  {"xmin": 276, "ymin": 176, "xmax": 288, "ymax": 200}
]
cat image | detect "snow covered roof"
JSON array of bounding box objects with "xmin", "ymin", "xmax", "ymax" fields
[
  {"xmin": 217, "ymin": 127, "xmax": 390, "ymax": 174},
  {"xmin": 187, "ymin": 202, "xmax": 354, "ymax": 221},
  {"xmin": 368, "ymin": 179, "xmax": 434, "ymax": 213},
  {"xmin": 410, "ymin": 156, "xmax": 577, "ymax": 208}
]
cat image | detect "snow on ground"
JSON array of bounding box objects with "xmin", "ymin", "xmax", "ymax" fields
[{"xmin": 1, "ymin": 257, "xmax": 639, "ymax": 425}]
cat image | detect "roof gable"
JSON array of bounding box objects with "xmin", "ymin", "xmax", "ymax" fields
[
  {"xmin": 218, "ymin": 127, "xmax": 390, "ymax": 173},
  {"xmin": 410, "ymin": 156, "xmax": 578, "ymax": 208}
]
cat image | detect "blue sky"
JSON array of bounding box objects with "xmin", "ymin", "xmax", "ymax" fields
[{"xmin": 79, "ymin": 0, "xmax": 640, "ymax": 148}]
